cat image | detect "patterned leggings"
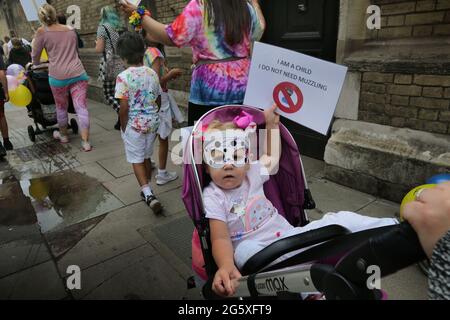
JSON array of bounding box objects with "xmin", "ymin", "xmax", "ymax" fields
[
  {"xmin": 50, "ymin": 80, "xmax": 90, "ymax": 130},
  {"xmin": 103, "ymin": 80, "xmax": 120, "ymax": 112}
]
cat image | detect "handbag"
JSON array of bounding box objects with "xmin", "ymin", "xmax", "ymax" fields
[{"xmin": 102, "ymin": 25, "xmax": 125, "ymax": 81}]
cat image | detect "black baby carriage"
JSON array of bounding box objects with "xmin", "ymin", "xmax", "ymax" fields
[
  {"xmin": 25, "ymin": 64, "xmax": 78, "ymax": 142},
  {"xmin": 182, "ymin": 105, "xmax": 427, "ymax": 300}
]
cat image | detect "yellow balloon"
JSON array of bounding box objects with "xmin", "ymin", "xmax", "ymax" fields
[
  {"xmin": 40, "ymin": 49, "xmax": 49, "ymax": 63},
  {"xmin": 29, "ymin": 179, "xmax": 49, "ymax": 201},
  {"xmin": 9, "ymin": 85, "xmax": 32, "ymax": 107},
  {"xmin": 400, "ymin": 184, "xmax": 436, "ymax": 220}
]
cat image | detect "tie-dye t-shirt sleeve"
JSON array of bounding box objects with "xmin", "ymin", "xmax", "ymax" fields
[
  {"xmin": 250, "ymin": 5, "xmax": 264, "ymax": 42},
  {"xmin": 166, "ymin": 0, "xmax": 202, "ymax": 48},
  {"xmin": 115, "ymin": 73, "xmax": 129, "ymax": 100}
]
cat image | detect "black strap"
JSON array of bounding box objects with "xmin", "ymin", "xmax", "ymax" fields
[
  {"xmin": 102, "ymin": 25, "xmax": 115, "ymax": 55},
  {"xmin": 247, "ymin": 273, "xmax": 259, "ymax": 298}
]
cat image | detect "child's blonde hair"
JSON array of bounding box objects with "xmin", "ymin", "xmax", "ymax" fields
[{"xmin": 205, "ymin": 120, "xmax": 238, "ymax": 133}]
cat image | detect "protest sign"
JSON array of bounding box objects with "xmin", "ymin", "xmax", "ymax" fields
[
  {"xmin": 244, "ymin": 42, "xmax": 348, "ymax": 135},
  {"xmin": 20, "ymin": 0, "xmax": 47, "ymax": 22}
]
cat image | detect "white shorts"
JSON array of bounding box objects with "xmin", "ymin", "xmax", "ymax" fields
[{"xmin": 121, "ymin": 126, "xmax": 157, "ymax": 164}]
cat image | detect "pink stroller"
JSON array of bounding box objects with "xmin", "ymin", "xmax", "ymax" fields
[{"xmin": 182, "ymin": 105, "xmax": 426, "ymax": 300}]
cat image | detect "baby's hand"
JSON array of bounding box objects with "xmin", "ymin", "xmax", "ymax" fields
[
  {"xmin": 212, "ymin": 265, "xmax": 242, "ymax": 297},
  {"xmin": 264, "ymin": 103, "xmax": 280, "ymax": 128}
]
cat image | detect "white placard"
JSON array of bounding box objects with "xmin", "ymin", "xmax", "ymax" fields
[
  {"xmin": 20, "ymin": 0, "xmax": 47, "ymax": 22},
  {"xmin": 244, "ymin": 42, "xmax": 348, "ymax": 135}
]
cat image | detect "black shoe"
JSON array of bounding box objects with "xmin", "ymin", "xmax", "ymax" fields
[
  {"xmin": 0, "ymin": 143, "xmax": 6, "ymax": 158},
  {"xmin": 140, "ymin": 192, "xmax": 162, "ymax": 214},
  {"xmin": 114, "ymin": 117, "xmax": 121, "ymax": 131},
  {"xmin": 3, "ymin": 139, "xmax": 13, "ymax": 151}
]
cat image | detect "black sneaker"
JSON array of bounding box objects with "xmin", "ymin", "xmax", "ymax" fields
[
  {"xmin": 140, "ymin": 192, "xmax": 163, "ymax": 214},
  {"xmin": 114, "ymin": 117, "xmax": 121, "ymax": 131},
  {"xmin": 0, "ymin": 142, "xmax": 6, "ymax": 158},
  {"xmin": 3, "ymin": 139, "xmax": 13, "ymax": 151}
]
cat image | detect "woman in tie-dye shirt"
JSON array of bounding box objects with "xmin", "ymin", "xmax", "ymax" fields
[{"xmin": 121, "ymin": 0, "xmax": 265, "ymax": 125}]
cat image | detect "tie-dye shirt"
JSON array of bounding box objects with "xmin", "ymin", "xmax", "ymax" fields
[
  {"xmin": 115, "ymin": 66, "xmax": 161, "ymax": 134},
  {"xmin": 166, "ymin": 0, "xmax": 264, "ymax": 106},
  {"xmin": 144, "ymin": 47, "xmax": 167, "ymax": 91}
]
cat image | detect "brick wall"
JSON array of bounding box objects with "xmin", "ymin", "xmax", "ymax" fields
[
  {"xmin": 50, "ymin": 0, "xmax": 121, "ymax": 47},
  {"xmin": 2, "ymin": 0, "xmax": 39, "ymax": 41},
  {"xmin": 155, "ymin": 0, "xmax": 192, "ymax": 95},
  {"xmin": 370, "ymin": 0, "xmax": 450, "ymax": 39},
  {"xmin": 359, "ymin": 72, "xmax": 450, "ymax": 134}
]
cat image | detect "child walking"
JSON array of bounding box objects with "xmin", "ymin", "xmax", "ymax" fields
[
  {"xmin": 115, "ymin": 32, "xmax": 162, "ymax": 213},
  {"xmin": 202, "ymin": 105, "xmax": 398, "ymax": 297},
  {"xmin": 142, "ymin": 30, "xmax": 184, "ymax": 185}
]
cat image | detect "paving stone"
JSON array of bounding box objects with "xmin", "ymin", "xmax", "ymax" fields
[
  {"xmin": 0, "ymin": 237, "xmax": 52, "ymax": 278},
  {"xmin": 0, "ymin": 261, "xmax": 67, "ymax": 300},
  {"xmin": 70, "ymin": 244, "xmax": 157, "ymax": 299},
  {"xmin": 56, "ymin": 204, "xmax": 154, "ymax": 272},
  {"xmin": 74, "ymin": 162, "xmax": 116, "ymax": 183},
  {"xmin": 81, "ymin": 250, "xmax": 186, "ymax": 300},
  {"xmin": 301, "ymin": 155, "xmax": 325, "ymax": 180},
  {"xmin": 98, "ymin": 154, "xmax": 133, "ymax": 178},
  {"xmin": 308, "ymin": 178, "xmax": 376, "ymax": 214},
  {"xmin": 382, "ymin": 264, "xmax": 428, "ymax": 300}
]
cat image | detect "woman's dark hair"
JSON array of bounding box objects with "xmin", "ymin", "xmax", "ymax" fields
[
  {"xmin": 205, "ymin": 0, "xmax": 251, "ymax": 46},
  {"xmin": 117, "ymin": 32, "xmax": 146, "ymax": 65},
  {"xmin": 57, "ymin": 13, "xmax": 67, "ymax": 25}
]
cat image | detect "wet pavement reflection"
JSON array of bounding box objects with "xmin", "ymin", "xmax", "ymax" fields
[{"xmin": 1, "ymin": 171, "xmax": 123, "ymax": 236}]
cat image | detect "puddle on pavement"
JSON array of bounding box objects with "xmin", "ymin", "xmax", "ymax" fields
[
  {"xmin": 20, "ymin": 170, "xmax": 123, "ymax": 233},
  {"xmin": 1, "ymin": 170, "xmax": 123, "ymax": 234}
]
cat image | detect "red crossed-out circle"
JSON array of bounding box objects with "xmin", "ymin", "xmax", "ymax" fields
[{"xmin": 273, "ymin": 82, "xmax": 304, "ymax": 114}]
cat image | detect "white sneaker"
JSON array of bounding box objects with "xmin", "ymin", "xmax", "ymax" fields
[
  {"xmin": 156, "ymin": 171, "xmax": 178, "ymax": 186},
  {"xmin": 150, "ymin": 159, "xmax": 156, "ymax": 169},
  {"xmin": 53, "ymin": 130, "xmax": 69, "ymax": 144}
]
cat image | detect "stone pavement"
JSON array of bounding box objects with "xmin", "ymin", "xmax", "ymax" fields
[{"xmin": 0, "ymin": 100, "xmax": 428, "ymax": 300}]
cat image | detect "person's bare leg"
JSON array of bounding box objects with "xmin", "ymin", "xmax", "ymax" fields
[
  {"xmin": 158, "ymin": 136, "xmax": 168, "ymax": 170},
  {"xmin": 70, "ymin": 81, "xmax": 90, "ymax": 148},
  {"xmin": 81, "ymin": 129, "xmax": 89, "ymax": 143},
  {"xmin": 133, "ymin": 163, "xmax": 149, "ymax": 187},
  {"xmin": 0, "ymin": 110, "xmax": 8, "ymax": 139},
  {"xmin": 144, "ymin": 158, "xmax": 152, "ymax": 181}
]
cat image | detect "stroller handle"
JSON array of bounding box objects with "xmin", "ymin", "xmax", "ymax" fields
[
  {"xmin": 241, "ymin": 224, "xmax": 350, "ymax": 275},
  {"xmin": 203, "ymin": 222, "xmax": 426, "ymax": 300}
]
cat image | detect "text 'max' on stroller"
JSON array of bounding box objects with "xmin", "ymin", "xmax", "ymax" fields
[
  {"xmin": 182, "ymin": 105, "xmax": 427, "ymax": 300},
  {"xmin": 25, "ymin": 63, "xmax": 78, "ymax": 142}
]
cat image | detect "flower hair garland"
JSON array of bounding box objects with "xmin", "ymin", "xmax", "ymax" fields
[{"xmin": 129, "ymin": 6, "xmax": 151, "ymax": 32}]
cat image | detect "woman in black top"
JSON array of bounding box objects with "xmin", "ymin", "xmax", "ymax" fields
[{"xmin": 7, "ymin": 38, "xmax": 31, "ymax": 68}]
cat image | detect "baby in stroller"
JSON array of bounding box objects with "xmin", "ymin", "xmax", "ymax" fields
[{"xmin": 195, "ymin": 104, "xmax": 397, "ymax": 298}]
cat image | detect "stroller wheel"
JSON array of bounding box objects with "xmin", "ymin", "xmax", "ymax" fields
[
  {"xmin": 28, "ymin": 125, "xmax": 36, "ymax": 142},
  {"xmin": 70, "ymin": 118, "xmax": 79, "ymax": 134}
]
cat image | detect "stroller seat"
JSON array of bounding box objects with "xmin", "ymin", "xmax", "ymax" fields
[{"xmin": 182, "ymin": 105, "xmax": 427, "ymax": 300}]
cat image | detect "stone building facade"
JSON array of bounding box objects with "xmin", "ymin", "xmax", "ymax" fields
[{"xmin": 328, "ymin": 0, "xmax": 450, "ymax": 201}]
